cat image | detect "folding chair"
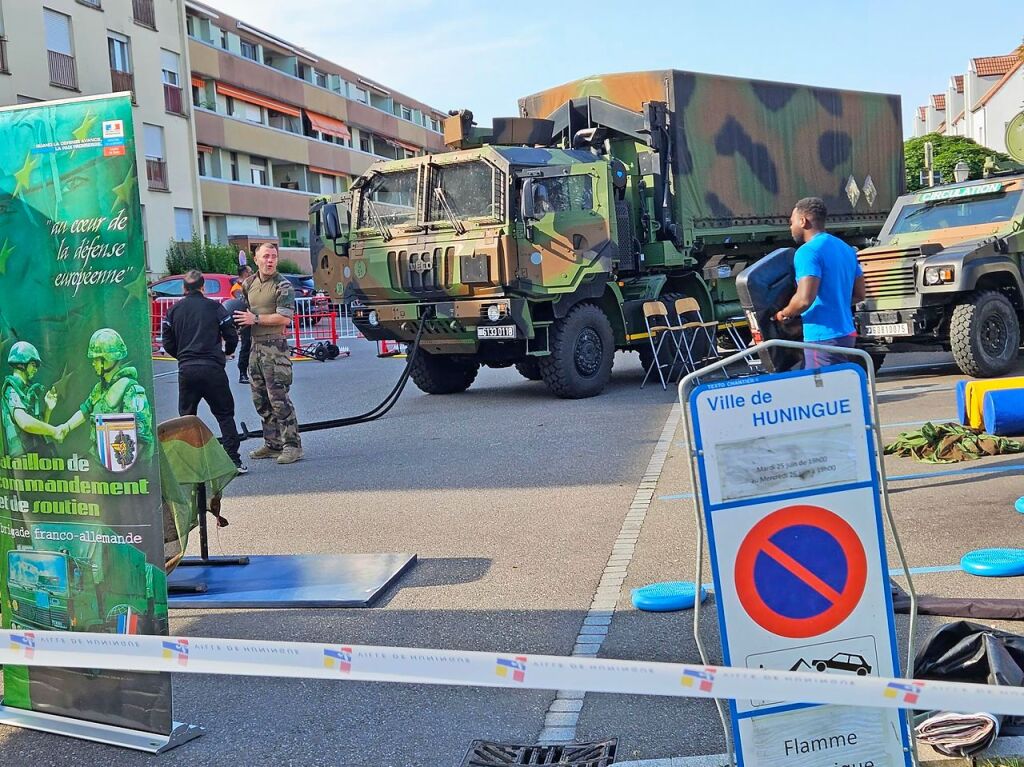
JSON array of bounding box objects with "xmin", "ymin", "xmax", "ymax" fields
[
  {"xmin": 720, "ymin": 315, "xmax": 761, "ymax": 372},
  {"xmin": 640, "ymin": 300, "xmax": 683, "ymax": 390},
  {"xmin": 673, "ymin": 297, "xmax": 724, "ymax": 381}
]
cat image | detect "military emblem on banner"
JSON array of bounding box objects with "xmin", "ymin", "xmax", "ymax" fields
[{"xmin": 95, "ymin": 413, "xmax": 138, "ymax": 472}]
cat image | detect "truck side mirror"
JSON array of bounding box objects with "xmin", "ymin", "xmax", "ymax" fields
[
  {"xmin": 521, "ymin": 178, "xmax": 537, "ymax": 222},
  {"xmin": 321, "ymin": 203, "xmax": 350, "ymax": 256}
]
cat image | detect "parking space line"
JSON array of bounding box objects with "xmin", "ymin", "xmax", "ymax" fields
[
  {"xmin": 888, "ymin": 463, "xmax": 1024, "ymax": 482},
  {"xmin": 538, "ymin": 404, "xmax": 681, "ymax": 744}
]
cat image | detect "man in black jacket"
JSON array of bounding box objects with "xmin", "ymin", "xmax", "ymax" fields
[{"xmin": 162, "ymin": 270, "xmax": 246, "ymax": 472}]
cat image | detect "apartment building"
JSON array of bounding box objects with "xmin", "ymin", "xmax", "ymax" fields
[
  {"xmin": 0, "ymin": 0, "xmax": 203, "ymax": 273},
  {"xmin": 184, "ymin": 1, "xmax": 448, "ymax": 271},
  {"xmin": 915, "ymin": 51, "xmax": 1024, "ymax": 155}
]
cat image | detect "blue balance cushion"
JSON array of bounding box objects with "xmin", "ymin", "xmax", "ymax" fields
[
  {"xmin": 960, "ymin": 548, "xmax": 1024, "ymax": 577},
  {"xmin": 631, "ymin": 581, "xmax": 708, "ymax": 612},
  {"xmin": 1015, "ymin": 496, "xmax": 1024, "ymax": 515}
]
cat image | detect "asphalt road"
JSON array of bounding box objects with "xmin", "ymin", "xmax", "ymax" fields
[{"xmin": 4, "ymin": 345, "xmax": 1024, "ymax": 766}]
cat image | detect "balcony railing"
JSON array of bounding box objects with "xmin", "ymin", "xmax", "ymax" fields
[
  {"xmin": 48, "ymin": 50, "xmax": 78, "ymax": 90},
  {"xmin": 110, "ymin": 69, "xmax": 135, "ymax": 100},
  {"xmin": 132, "ymin": 0, "xmax": 156, "ymax": 29},
  {"xmin": 163, "ymin": 83, "xmax": 184, "ymax": 115},
  {"xmin": 0, "ymin": 37, "xmax": 8, "ymax": 75},
  {"xmin": 146, "ymin": 159, "xmax": 168, "ymax": 191}
]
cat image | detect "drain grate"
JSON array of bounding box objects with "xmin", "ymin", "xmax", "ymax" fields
[{"xmin": 459, "ymin": 739, "xmax": 616, "ymax": 766}]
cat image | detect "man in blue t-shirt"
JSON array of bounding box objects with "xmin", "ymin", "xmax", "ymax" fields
[{"xmin": 775, "ymin": 197, "xmax": 866, "ymax": 368}]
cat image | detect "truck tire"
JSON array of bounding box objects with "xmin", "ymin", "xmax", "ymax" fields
[
  {"xmin": 539, "ymin": 303, "xmax": 615, "ymax": 398},
  {"xmin": 950, "ymin": 290, "xmax": 1020, "ymax": 377},
  {"xmin": 515, "ymin": 358, "xmax": 543, "ymax": 381},
  {"xmin": 409, "ymin": 351, "xmax": 480, "ymax": 394}
]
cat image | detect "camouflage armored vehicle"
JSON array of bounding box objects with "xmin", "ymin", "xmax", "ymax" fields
[
  {"xmin": 313, "ymin": 70, "xmax": 903, "ymax": 397},
  {"xmin": 855, "ymin": 168, "xmax": 1024, "ymax": 376}
]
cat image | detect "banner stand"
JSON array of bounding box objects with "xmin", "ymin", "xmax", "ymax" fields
[
  {"xmin": 678, "ymin": 340, "xmax": 920, "ymax": 767},
  {"xmin": 0, "ymin": 704, "xmax": 203, "ymax": 753}
]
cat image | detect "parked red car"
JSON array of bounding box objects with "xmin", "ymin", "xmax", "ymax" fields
[{"xmin": 150, "ymin": 273, "xmax": 238, "ymax": 350}]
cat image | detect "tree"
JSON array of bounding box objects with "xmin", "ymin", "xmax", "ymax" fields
[{"xmin": 905, "ymin": 133, "xmax": 1012, "ymax": 192}]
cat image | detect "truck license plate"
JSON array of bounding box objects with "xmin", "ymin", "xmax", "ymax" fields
[
  {"xmin": 864, "ymin": 323, "xmax": 910, "ymax": 337},
  {"xmin": 477, "ymin": 325, "xmax": 516, "ymax": 339}
]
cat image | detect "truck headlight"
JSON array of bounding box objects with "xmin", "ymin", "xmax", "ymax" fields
[
  {"xmin": 487, "ymin": 304, "xmax": 502, "ymax": 322},
  {"xmin": 10, "ymin": 599, "xmax": 18, "ymax": 612},
  {"xmin": 924, "ymin": 266, "xmax": 954, "ymax": 285},
  {"xmin": 368, "ymin": 310, "xmax": 379, "ymax": 327}
]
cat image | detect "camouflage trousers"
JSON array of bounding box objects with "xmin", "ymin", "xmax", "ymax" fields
[{"xmin": 249, "ymin": 337, "xmax": 301, "ymax": 449}]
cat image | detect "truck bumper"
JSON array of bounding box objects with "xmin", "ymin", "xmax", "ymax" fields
[
  {"xmin": 352, "ymin": 297, "xmax": 532, "ymax": 353},
  {"xmin": 854, "ymin": 305, "xmax": 949, "ymax": 351}
]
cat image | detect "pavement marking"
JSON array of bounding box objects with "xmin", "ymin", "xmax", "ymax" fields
[
  {"xmin": 890, "ymin": 564, "xmax": 962, "ymax": 576},
  {"xmin": 876, "ymin": 383, "xmax": 954, "ymax": 398},
  {"xmin": 880, "ymin": 418, "xmax": 954, "ymax": 430},
  {"xmin": 888, "ymin": 463, "xmax": 1024, "ymax": 482},
  {"xmin": 537, "ymin": 403, "xmax": 682, "ymax": 745},
  {"xmin": 615, "ymin": 754, "xmax": 731, "ymax": 767}
]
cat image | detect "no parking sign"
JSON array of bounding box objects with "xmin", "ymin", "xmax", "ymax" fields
[{"xmin": 690, "ymin": 364, "xmax": 911, "ymax": 767}]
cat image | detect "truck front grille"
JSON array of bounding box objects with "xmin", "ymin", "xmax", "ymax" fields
[
  {"xmin": 863, "ymin": 262, "xmax": 916, "ymax": 299},
  {"xmin": 15, "ymin": 602, "xmax": 68, "ymax": 628},
  {"xmin": 387, "ymin": 247, "xmax": 453, "ymax": 294}
]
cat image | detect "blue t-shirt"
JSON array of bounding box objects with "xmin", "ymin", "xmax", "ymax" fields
[{"xmin": 793, "ymin": 232, "xmax": 863, "ymax": 342}]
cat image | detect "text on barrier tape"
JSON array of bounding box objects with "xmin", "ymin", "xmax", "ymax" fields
[{"xmin": 3, "ymin": 630, "xmax": 1024, "ymax": 716}]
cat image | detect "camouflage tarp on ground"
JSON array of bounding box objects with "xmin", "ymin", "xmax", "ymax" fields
[
  {"xmin": 884, "ymin": 421, "xmax": 1024, "ymax": 463},
  {"xmin": 158, "ymin": 416, "xmax": 238, "ymax": 571}
]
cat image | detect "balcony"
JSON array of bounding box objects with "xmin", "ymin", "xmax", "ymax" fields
[
  {"xmin": 48, "ymin": 51, "xmax": 78, "ymax": 90},
  {"xmin": 132, "ymin": 0, "xmax": 157, "ymax": 29},
  {"xmin": 110, "ymin": 69, "xmax": 135, "ymax": 100},
  {"xmin": 146, "ymin": 159, "xmax": 168, "ymax": 191},
  {"xmin": 0, "ymin": 37, "xmax": 7, "ymax": 75},
  {"xmin": 163, "ymin": 83, "xmax": 184, "ymax": 115}
]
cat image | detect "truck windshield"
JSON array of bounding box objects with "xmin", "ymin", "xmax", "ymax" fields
[
  {"xmin": 8, "ymin": 550, "xmax": 69, "ymax": 595},
  {"xmin": 889, "ymin": 190, "xmax": 1022, "ymax": 235},
  {"xmin": 427, "ymin": 161, "xmax": 501, "ymax": 222},
  {"xmin": 357, "ymin": 169, "xmax": 418, "ymax": 229}
]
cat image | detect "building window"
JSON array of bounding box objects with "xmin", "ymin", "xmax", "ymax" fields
[
  {"xmin": 250, "ymin": 156, "xmax": 268, "ymax": 186},
  {"xmin": 173, "ymin": 208, "xmax": 193, "ymax": 241},
  {"xmin": 17, "ymin": 95, "xmax": 42, "ymax": 104},
  {"xmin": 240, "ymin": 39, "xmax": 257, "ymax": 61},
  {"xmin": 243, "ymin": 101, "xmax": 262, "ymax": 124},
  {"xmin": 79, "ymin": 0, "xmax": 102, "ymax": 7},
  {"xmin": 107, "ymin": 31, "xmax": 134, "ymax": 99},
  {"xmin": 45, "ymin": 9, "xmax": 78, "ymax": 90},
  {"xmin": 143, "ymin": 123, "xmax": 167, "ymax": 190},
  {"xmin": 257, "ymin": 217, "xmax": 273, "ymax": 236},
  {"xmin": 160, "ymin": 49, "xmax": 183, "ymax": 114},
  {"xmin": 132, "ymin": 0, "xmax": 157, "ymax": 29},
  {"xmin": 314, "ymin": 69, "xmax": 327, "ymax": 88},
  {"xmin": 359, "ymin": 135, "xmax": 370, "ymax": 153},
  {"xmin": 430, "ymin": 117, "xmax": 440, "ymax": 132},
  {"xmin": 354, "ymin": 87, "xmax": 368, "ymax": 104},
  {"xmin": 229, "ymin": 151, "xmax": 239, "ymax": 181},
  {"xmin": 197, "ymin": 151, "xmax": 207, "ymax": 177},
  {"xmin": 401, "ymin": 105, "xmax": 412, "ymax": 121}
]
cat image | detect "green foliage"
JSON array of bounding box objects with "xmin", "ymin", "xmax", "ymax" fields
[
  {"xmin": 905, "ymin": 133, "xmax": 1012, "ymax": 192},
  {"xmin": 165, "ymin": 232, "xmax": 241, "ymax": 276},
  {"xmin": 277, "ymin": 258, "xmax": 302, "ymax": 274}
]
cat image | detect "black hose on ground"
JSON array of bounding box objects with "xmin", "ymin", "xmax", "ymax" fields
[{"xmin": 240, "ymin": 307, "xmax": 433, "ymax": 440}]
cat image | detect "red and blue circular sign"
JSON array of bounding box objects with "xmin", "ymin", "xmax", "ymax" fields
[{"xmin": 734, "ymin": 504, "xmax": 867, "ymax": 638}]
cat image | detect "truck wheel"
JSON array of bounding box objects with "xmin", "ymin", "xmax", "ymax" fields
[
  {"xmin": 950, "ymin": 290, "xmax": 1020, "ymax": 377},
  {"xmin": 409, "ymin": 351, "xmax": 480, "ymax": 394},
  {"xmin": 515, "ymin": 358, "xmax": 543, "ymax": 381},
  {"xmin": 539, "ymin": 303, "xmax": 615, "ymax": 398}
]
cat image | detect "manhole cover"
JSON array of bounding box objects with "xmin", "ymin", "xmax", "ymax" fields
[{"xmin": 459, "ymin": 739, "xmax": 617, "ymax": 766}]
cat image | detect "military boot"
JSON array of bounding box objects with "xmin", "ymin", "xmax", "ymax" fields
[
  {"xmin": 250, "ymin": 444, "xmax": 281, "ymax": 459},
  {"xmin": 276, "ymin": 446, "xmax": 303, "ymax": 465}
]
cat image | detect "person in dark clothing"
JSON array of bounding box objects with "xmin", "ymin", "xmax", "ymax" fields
[
  {"xmin": 162, "ymin": 270, "xmax": 247, "ymax": 473},
  {"xmin": 226, "ymin": 265, "xmax": 254, "ymax": 383}
]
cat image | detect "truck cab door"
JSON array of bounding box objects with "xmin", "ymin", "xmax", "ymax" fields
[{"xmin": 515, "ymin": 164, "xmax": 614, "ymax": 292}]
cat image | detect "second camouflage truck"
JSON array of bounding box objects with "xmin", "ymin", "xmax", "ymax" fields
[{"xmin": 312, "ymin": 70, "xmax": 903, "ymax": 398}]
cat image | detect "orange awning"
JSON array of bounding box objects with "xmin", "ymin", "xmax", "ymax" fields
[
  {"xmin": 306, "ymin": 110, "xmax": 351, "ymax": 141},
  {"xmin": 191, "ymin": 76, "xmax": 206, "ymax": 89},
  {"xmin": 196, "ymin": 144, "xmax": 214, "ymax": 154},
  {"xmin": 388, "ymin": 137, "xmax": 420, "ymax": 153},
  {"xmin": 214, "ymin": 82, "xmax": 300, "ymax": 117},
  {"xmin": 309, "ymin": 166, "xmax": 347, "ymax": 177}
]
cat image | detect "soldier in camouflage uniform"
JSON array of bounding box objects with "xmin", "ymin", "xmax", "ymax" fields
[
  {"xmin": 57, "ymin": 328, "xmax": 154, "ymax": 462},
  {"xmin": 234, "ymin": 243, "xmax": 302, "ymax": 464},
  {"xmin": 1, "ymin": 341, "xmax": 60, "ymax": 457}
]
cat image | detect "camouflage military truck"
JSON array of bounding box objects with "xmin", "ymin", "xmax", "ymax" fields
[
  {"xmin": 855, "ymin": 169, "xmax": 1024, "ymax": 376},
  {"xmin": 312, "ymin": 70, "xmax": 903, "ymax": 397}
]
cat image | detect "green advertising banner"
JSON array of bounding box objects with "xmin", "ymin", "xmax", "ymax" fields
[{"xmin": 0, "ymin": 94, "xmax": 172, "ymax": 734}]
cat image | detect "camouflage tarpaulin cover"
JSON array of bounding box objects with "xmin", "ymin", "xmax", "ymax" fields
[
  {"xmin": 884, "ymin": 421, "xmax": 1024, "ymax": 463},
  {"xmin": 519, "ymin": 70, "xmax": 904, "ymax": 228},
  {"xmin": 157, "ymin": 415, "xmax": 237, "ymax": 571}
]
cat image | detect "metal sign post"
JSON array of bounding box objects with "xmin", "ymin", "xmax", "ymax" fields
[{"xmin": 679, "ymin": 341, "xmax": 918, "ymax": 767}]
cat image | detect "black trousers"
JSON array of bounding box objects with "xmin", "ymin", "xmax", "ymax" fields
[
  {"xmin": 238, "ymin": 327, "xmax": 252, "ymax": 379},
  {"xmin": 178, "ymin": 365, "xmax": 241, "ymax": 462}
]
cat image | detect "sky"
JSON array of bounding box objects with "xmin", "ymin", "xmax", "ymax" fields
[{"xmin": 204, "ymin": 0, "xmax": 1023, "ymax": 138}]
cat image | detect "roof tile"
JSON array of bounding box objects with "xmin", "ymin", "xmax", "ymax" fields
[{"xmin": 972, "ymin": 54, "xmax": 1020, "ymax": 77}]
